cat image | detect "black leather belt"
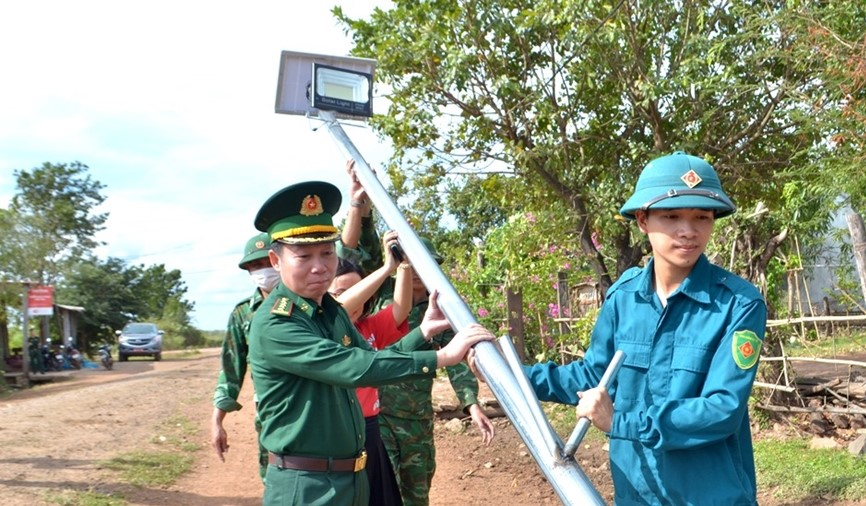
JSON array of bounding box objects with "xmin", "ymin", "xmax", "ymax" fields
[{"xmin": 268, "ymin": 451, "xmax": 367, "ymax": 473}]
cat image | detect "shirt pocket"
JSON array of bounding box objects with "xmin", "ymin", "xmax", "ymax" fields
[
  {"xmin": 670, "ymin": 344, "xmax": 712, "ymax": 397},
  {"xmin": 614, "ymin": 341, "xmax": 651, "ymax": 402}
]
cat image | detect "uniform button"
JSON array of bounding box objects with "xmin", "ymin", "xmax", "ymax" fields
[{"xmin": 422, "ymin": 366, "xmax": 430, "ymax": 373}]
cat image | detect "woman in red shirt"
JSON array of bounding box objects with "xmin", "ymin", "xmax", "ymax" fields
[{"xmin": 330, "ymin": 230, "xmax": 413, "ymax": 506}]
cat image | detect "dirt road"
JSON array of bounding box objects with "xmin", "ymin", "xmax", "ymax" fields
[
  {"xmin": 2, "ymin": 349, "xmax": 851, "ymax": 505},
  {"xmin": 0, "ymin": 349, "xmax": 576, "ymax": 505}
]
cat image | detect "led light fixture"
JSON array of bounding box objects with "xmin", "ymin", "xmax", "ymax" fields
[
  {"xmin": 310, "ymin": 63, "xmax": 372, "ymax": 117},
  {"xmin": 275, "ymin": 50, "xmax": 376, "ymax": 119}
]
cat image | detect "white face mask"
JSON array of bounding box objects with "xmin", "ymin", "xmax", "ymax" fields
[{"xmin": 249, "ymin": 267, "xmax": 280, "ymax": 292}]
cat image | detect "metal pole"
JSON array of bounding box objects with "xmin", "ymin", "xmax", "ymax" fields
[
  {"xmin": 21, "ymin": 283, "xmax": 31, "ymax": 387},
  {"xmin": 321, "ymin": 112, "xmax": 607, "ymax": 505},
  {"xmin": 562, "ymin": 350, "xmax": 626, "ymax": 457}
]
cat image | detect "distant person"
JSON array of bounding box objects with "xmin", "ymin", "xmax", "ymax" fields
[
  {"xmin": 28, "ymin": 330, "xmax": 45, "ymax": 374},
  {"xmin": 210, "ymin": 232, "xmax": 278, "ymax": 483},
  {"xmin": 473, "ymin": 151, "xmax": 767, "ymax": 505},
  {"xmin": 248, "ymin": 180, "xmax": 494, "ymax": 506}
]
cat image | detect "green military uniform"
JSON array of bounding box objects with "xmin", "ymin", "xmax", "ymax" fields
[
  {"xmin": 248, "ymin": 180, "xmax": 445, "ymax": 506},
  {"xmin": 213, "ymin": 232, "xmax": 272, "ymax": 482},
  {"xmin": 378, "ymin": 300, "xmax": 480, "ymax": 506},
  {"xmin": 213, "ymin": 288, "xmax": 267, "ymax": 480},
  {"xmin": 336, "ymin": 213, "xmax": 382, "ymax": 274},
  {"xmin": 353, "ymin": 236, "xmax": 480, "ymax": 506}
]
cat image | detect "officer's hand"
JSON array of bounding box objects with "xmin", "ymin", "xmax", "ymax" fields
[
  {"xmin": 576, "ymin": 386, "xmax": 613, "ymax": 433},
  {"xmin": 466, "ymin": 348, "xmax": 485, "ymax": 383},
  {"xmin": 211, "ymin": 419, "xmax": 229, "ymax": 462},
  {"xmin": 436, "ymin": 324, "xmax": 495, "ymax": 368},
  {"xmin": 468, "ymin": 403, "xmax": 495, "ymax": 445},
  {"xmin": 419, "ymin": 290, "xmax": 451, "ymax": 339}
]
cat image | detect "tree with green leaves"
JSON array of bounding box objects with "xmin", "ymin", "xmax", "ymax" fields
[
  {"xmin": 59, "ymin": 258, "xmax": 202, "ymax": 352},
  {"xmin": 3, "ymin": 161, "xmax": 107, "ymax": 284},
  {"xmin": 336, "ymin": 0, "xmax": 844, "ymax": 311},
  {"xmin": 0, "ymin": 162, "xmax": 107, "ymax": 360}
]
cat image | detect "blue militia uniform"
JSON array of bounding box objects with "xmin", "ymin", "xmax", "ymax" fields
[{"xmin": 525, "ymin": 255, "xmax": 766, "ymax": 505}]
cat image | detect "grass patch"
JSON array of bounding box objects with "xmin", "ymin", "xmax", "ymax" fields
[
  {"xmin": 151, "ymin": 414, "xmax": 200, "ymax": 452},
  {"xmin": 543, "ymin": 402, "xmax": 607, "ymax": 444},
  {"xmin": 102, "ymin": 451, "xmax": 193, "ymax": 487},
  {"xmin": 165, "ymin": 349, "xmax": 202, "ymax": 360},
  {"xmin": 45, "ymin": 489, "xmax": 125, "ymax": 506},
  {"xmin": 755, "ymin": 438, "xmax": 866, "ymax": 501},
  {"xmin": 782, "ymin": 330, "xmax": 866, "ymax": 357},
  {"xmin": 101, "ymin": 413, "xmax": 200, "ymax": 487}
]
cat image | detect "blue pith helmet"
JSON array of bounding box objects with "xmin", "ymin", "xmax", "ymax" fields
[
  {"xmin": 619, "ymin": 151, "xmax": 736, "ymax": 220},
  {"xmin": 238, "ymin": 232, "xmax": 270, "ymax": 269}
]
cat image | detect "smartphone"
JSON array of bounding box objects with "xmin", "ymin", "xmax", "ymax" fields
[{"xmin": 389, "ymin": 243, "xmax": 404, "ymax": 263}]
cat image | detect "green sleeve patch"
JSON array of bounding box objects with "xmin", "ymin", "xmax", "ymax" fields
[
  {"xmin": 732, "ymin": 330, "xmax": 761, "ymax": 370},
  {"xmin": 270, "ymin": 297, "xmax": 293, "ymax": 316}
]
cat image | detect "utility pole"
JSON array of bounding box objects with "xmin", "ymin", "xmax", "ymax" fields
[
  {"xmin": 21, "ymin": 282, "xmax": 32, "ymax": 388},
  {"xmin": 847, "ymin": 212, "xmax": 866, "ymax": 308}
]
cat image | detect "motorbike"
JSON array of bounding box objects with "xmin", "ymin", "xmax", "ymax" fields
[
  {"xmin": 41, "ymin": 339, "xmax": 62, "ymax": 372},
  {"xmin": 98, "ymin": 344, "xmax": 114, "ymax": 371},
  {"xmin": 61, "ymin": 339, "xmax": 83, "ymax": 370}
]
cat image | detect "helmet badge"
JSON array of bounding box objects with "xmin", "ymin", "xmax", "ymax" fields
[{"xmin": 681, "ymin": 170, "xmax": 702, "ymax": 189}]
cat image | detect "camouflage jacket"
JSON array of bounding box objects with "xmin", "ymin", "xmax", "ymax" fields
[
  {"xmin": 212, "ymin": 288, "xmax": 265, "ymax": 412},
  {"xmin": 377, "ymin": 298, "xmax": 480, "ymax": 420}
]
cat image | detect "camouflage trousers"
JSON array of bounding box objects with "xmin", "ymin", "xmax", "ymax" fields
[
  {"xmin": 378, "ymin": 413, "xmax": 435, "ymax": 506},
  {"xmin": 255, "ymin": 408, "xmax": 267, "ymax": 483}
]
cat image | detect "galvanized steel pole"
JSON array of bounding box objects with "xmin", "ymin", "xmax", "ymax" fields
[{"xmin": 321, "ymin": 112, "xmax": 607, "ymax": 505}]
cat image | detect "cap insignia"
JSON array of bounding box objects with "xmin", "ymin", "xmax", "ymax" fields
[
  {"xmin": 255, "ymin": 240, "xmax": 265, "ymax": 249},
  {"xmin": 681, "ymin": 170, "xmax": 702, "ymax": 189},
  {"xmin": 342, "ymin": 335, "xmax": 351, "ymax": 346},
  {"xmin": 300, "ymin": 195, "xmax": 324, "ymax": 216}
]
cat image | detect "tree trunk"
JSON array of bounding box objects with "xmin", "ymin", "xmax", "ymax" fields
[{"xmin": 847, "ymin": 212, "xmax": 866, "ymax": 308}]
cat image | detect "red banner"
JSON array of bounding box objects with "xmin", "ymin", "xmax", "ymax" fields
[{"xmin": 27, "ymin": 285, "xmax": 54, "ymax": 316}]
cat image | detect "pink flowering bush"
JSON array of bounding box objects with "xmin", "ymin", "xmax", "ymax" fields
[{"xmin": 450, "ymin": 208, "xmax": 598, "ymax": 364}]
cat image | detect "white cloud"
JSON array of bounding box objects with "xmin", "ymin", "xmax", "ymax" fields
[{"xmin": 0, "ymin": 0, "xmax": 395, "ymax": 329}]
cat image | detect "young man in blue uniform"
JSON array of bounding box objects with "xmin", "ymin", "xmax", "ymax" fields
[
  {"xmin": 248, "ymin": 180, "xmax": 494, "ymax": 506},
  {"xmin": 512, "ymin": 152, "xmax": 767, "ymax": 505}
]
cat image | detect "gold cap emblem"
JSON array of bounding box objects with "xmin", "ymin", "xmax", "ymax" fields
[
  {"xmin": 681, "ymin": 169, "xmax": 702, "ymax": 188},
  {"xmin": 255, "ymin": 240, "xmax": 265, "ymax": 249},
  {"xmin": 342, "ymin": 335, "xmax": 351, "ymax": 346},
  {"xmin": 300, "ymin": 195, "xmax": 324, "ymax": 216}
]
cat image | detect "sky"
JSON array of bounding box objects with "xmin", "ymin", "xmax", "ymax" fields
[{"xmin": 0, "ymin": 1, "xmax": 395, "ymax": 330}]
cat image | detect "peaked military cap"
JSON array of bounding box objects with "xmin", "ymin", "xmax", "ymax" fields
[
  {"xmin": 619, "ymin": 151, "xmax": 736, "ymax": 220},
  {"xmin": 254, "ymin": 181, "xmax": 342, "ymax": 245},
  {"xmin": 238, "ymin": 232, "xmax": 270, "ymax": 269}
]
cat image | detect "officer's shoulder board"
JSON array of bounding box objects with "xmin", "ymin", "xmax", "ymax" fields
[{"xmin": 270, "ymin": 297, "xmax": 294, "ymax": 317}]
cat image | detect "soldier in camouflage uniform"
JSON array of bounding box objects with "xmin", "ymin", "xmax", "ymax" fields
[
  {"xmin": 339, "ymin": 161, "xmax": 495, "ymax": 505},
  {"xmin": 376, "ymin": 241, "xmax": 495, "ymax": 506},
  {"xmin": 210, "ymin": 232, "xmax": 279, "ymax": 482}
]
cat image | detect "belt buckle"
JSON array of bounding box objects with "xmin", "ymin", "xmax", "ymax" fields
[{"xmin": 354, "ymin": 450, "xmax": 367, "ymax": 472}]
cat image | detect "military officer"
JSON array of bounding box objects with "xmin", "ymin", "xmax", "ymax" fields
[
  {"xmin": 248, "ymin": 181, "xmax": 494, "ymax": 506},
  {"xmin": 211, "ymin": 232, "xmax": 277, "ymax": 482}
]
